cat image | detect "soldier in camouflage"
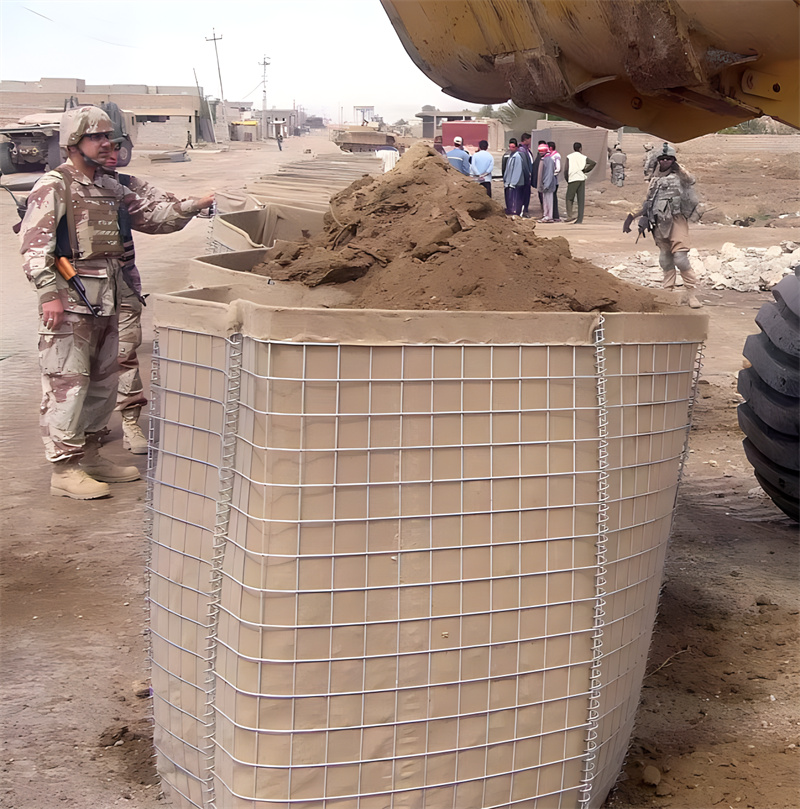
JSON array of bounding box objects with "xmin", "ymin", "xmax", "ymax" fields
[
  {"xmin": 609, "ymin": 144, "xmax": 627, "ymax": 187},
  {"xmin": 625, "ymin": 143, "xmax": 703, "ymax": 308},
  {"xmin": 642, "ymin": 142, "xmax": 659, "ymax": 179},
  {"xmin": 19, "ymin": 105, "xmax": 213, "ymax": 499},
  {"xmin": 104, "ymin": 136, "xmax": 213, "ymax": 454}
]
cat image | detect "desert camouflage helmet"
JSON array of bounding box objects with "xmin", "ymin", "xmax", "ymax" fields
[
  {"xmin": 659, "ymin": 142, "xmax": 677, "ymax": 158},
  {"xmin": 59, "ymin": 106, "xmax": 114, "ymax": 147}
]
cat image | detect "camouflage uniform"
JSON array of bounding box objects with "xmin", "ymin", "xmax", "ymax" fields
[
  {"xmin": 642, "ymin": 143, "xmax": 658, "ymax": 179},
  {"xmin": 110, "ymin": 173, "xmax": 202, "ymax": 416},
  {"xmin": 20, "ymin": 161, "xmax": 199, "ymax": 463},
  {"xmin": 609, "ymin": 147, "xmax": 627, "ymax": 187},
  {"xmin": 634, "ymin": 163, "xmax": 701, "ymax": 293}
]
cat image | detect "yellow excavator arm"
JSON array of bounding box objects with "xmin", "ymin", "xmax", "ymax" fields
[{"xmin": 381, "ymin": 0, "xmax": 799, "ymax": 141}]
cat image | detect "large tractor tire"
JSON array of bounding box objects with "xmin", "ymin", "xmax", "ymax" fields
[{"xmin": 737, "ymin": 272, "xmax": 799, "ymax": 521}]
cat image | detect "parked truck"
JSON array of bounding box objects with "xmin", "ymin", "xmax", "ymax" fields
[{"xmin": 382, "ymin": 0, "xmax": 799, "ymax": 519}]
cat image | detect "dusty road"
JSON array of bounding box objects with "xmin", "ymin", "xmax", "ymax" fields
[{"xmin": 0, "ymin": 135, "xmax": 797, "ymax": 809}]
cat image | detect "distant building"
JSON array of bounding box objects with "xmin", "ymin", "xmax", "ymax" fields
[
  {"xmin": 259, "ymin": 108, "xmax": 305, "ymax": 138},
  {"xmin": 353, "ymin": 106, "xmax": 375, "ymax": 125},
  {"xmin": 0, "ymin": 77, "xmax": 216, "ymax": 145},
  {"xmin": 415, "ymin": 106, "xmax": 479, "ymax": 139},
  {"xmin": 0, "ymin": 77, "xmax": 319, "ymax": 147}
]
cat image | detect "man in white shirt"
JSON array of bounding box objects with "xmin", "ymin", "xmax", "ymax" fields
[
  {"xmin": 469, "ymin": 139, "xmax": 494, "ymax": 196},
  {"xmin": 563, "ymin": 142, "xmax": 596, "ymax": 224}
]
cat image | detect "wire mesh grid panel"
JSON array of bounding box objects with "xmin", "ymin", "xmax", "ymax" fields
[
  {"xmin": 148, "ymin": 327, "xmax": 233, "ymax": 808},
  {"xmin": 584, "ymin": 340, "xmax": 702, "ymax": 807},
  {"xmin": 148, "ymin": 325, "xmax": 703, "ymax": 809},
  {"xmin": 204, "ymin": 339, "xmax": 599, "ymax": 809}
]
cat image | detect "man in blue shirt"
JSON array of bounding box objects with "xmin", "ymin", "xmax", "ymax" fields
[
  {"xmin": 502, "ymin": 139, "xmax": 525, "ymax": 216},
  {"xmin": 469, "ymin": 139, "xmax": 494, "ymax": 196},
  {"xmin": 446, "ymin": 136, "xmax": 471, "ymax": 175}
]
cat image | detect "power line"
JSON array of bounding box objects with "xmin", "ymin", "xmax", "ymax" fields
[{"xmin": 240, "ymin": 80, "xmax": 265, "ymax": 101}]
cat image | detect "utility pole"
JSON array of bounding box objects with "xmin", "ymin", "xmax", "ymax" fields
[
  {"xmin": 192, "ymin": 67, "xmax": 216, "ymax": 144},
  {"xmin": 206, "ymin": 28, "xmax": 229, "ymax": 141},
  {"xmin": 259, "ymin": 55, "xmax": 270, "ymax": 141}
]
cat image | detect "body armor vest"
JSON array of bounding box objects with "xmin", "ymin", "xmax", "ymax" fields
[
  {"xmin": 72, "ymin": 186, "xmax": 123, "ymax": 263},
  {"xmin": 645, "ymin": 171, "xmax": 694, "ymax": 238},
  {"xmin": 54, "ymin": 168, "xmax": 124, "ymax": 277}
]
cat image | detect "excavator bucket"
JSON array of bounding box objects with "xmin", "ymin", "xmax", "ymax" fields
[{"xmin": 381, "ymin": 0, "xmax": 799, "ymax": 141}]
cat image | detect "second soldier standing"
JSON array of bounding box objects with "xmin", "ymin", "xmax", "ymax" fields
[{"xmin": 104, "ymin": 126, "xmax": 214, "ymax": 453}]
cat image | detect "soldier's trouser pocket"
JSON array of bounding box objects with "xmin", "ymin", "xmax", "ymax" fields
[{"xmin": 38, "ymin": 314, "xmax": 119, "ymax": 461}]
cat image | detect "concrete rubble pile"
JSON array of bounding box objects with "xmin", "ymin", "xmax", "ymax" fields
[{"xmin": 608, "ymin": 241, "xmax": 800, "ymax": 292}]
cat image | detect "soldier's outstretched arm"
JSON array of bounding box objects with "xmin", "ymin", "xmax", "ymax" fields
[{"xmin": 119, "ymin": 175, "xmax": 214, "ymax": 235}]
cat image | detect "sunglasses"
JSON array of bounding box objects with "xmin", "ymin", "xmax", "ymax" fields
[
  {"xmin": 657, "ymin": 156, "xmax": 675, "ymax": 161},
  {"xmin": 84, "ymin": 132, "xmax": 113, "ymax": 142}
]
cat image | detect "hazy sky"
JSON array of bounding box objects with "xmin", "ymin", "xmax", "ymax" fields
[{"xmin": 0, "ymin": 0, "xmax": 494, "ymax": 123}]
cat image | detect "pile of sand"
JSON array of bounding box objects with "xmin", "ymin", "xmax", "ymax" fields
[{"xmin": 253, "ymin": 144, "xmax": 662, "ymax": 313}]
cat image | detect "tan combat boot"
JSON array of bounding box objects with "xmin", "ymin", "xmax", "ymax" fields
[
  {"xmin": 684, "ymin": 290, "xmax": 703, "ymax": 309},
  {"xmin": 81, "ymin": 433, "xmax": 140, "ymax": 483},
  {"xmin": 51, "ymin": 457, "xmax": 111, "ymax": 499},
  {"xmin": 121, "ymin": 407, "xmax": 148, "ymax": 455}
]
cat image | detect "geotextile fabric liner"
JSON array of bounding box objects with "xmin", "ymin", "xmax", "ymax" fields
[
  {"xmin": 210, "ymin": 206, "xmax": 326, "ymax": 255},
  {"xmin": 147, "ymin": 286, "xmax": 707, "ymax": 809}
]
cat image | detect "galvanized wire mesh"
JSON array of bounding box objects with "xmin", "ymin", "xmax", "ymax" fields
[{"xmin": 147, "ymin": 330, "xmax": 703, "ymax": 809}]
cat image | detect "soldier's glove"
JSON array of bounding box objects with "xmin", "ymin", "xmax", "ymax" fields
[{"xmin": 623, "ymin": 213, "xmax": 635, "ymax": 234}]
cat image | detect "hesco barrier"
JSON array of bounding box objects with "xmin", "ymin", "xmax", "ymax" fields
[
  {"xmin": 147, "ymin": 280, "xmax": 707, "ymax": 809},
  {"xmin": 209, "ymin": 205, "xmax": 326, "ymax": 255},
  {"xmin": 209, "ymin": 153, "xmax": 383, "ymax": 256}
]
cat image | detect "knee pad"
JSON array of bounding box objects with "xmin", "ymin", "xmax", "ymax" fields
[
  {"xmin": 674, "ymin": 251, "xmax": 692, "ymax": 272},
  {"xmin": 658, "ymin": 250, "xmax": 675, "ymax": 272}
]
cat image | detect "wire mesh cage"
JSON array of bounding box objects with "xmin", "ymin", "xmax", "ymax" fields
[{"xmin": 147, "ymin": 286, "xmax": 706, "ymax": 809}]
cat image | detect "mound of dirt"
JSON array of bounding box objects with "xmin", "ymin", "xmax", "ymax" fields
[{"xmin": 253, "ymin": 144, "xmax": 663, "ymax": 313}]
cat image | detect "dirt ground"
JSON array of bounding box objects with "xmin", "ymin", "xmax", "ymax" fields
[{"xmin": 0, "ymin": 134, "xmax": 798, "ymax": 809}]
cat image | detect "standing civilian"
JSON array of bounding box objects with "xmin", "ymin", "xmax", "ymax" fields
[
  {"xmin": 531, "ymin": 140, "xmax": 547, "ymax": 216},
  {"xmin": 502, "ymin": 139, "xmax": 525, "ymax": 216},
  {"xmin": 446, "ymin": 136, "xmax": 471, "ymax": 175},
  {"xmin": 518, "ymin": 133, "xmax": 534, "ymax": 217},
  {"xmin": 563, "ymin": 142, "xmax": 596, "ymax": 224},
  {"xmin": 470, "ymin": 139, "xmax": 494, "ymax": 197},
  {"xmin": 547, "ymin": 141, "xmax": 562, "ymax": 221},
  {"xmin": 537, "ymin": 145, "xmax": 557, "ymax": 222}
]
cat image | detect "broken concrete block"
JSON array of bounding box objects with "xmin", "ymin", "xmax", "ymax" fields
[
  {"xmin": 720, "ymin": 242, "xmax": 743, "ymax": 261},
  {"xmin": 759, "ymin": 268, "xmax": 790, "ymax": 289}
]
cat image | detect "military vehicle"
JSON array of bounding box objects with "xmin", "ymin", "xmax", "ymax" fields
[{"xmin": 0, "ymin": 101, "xmax": 134, "ymax": 175}]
